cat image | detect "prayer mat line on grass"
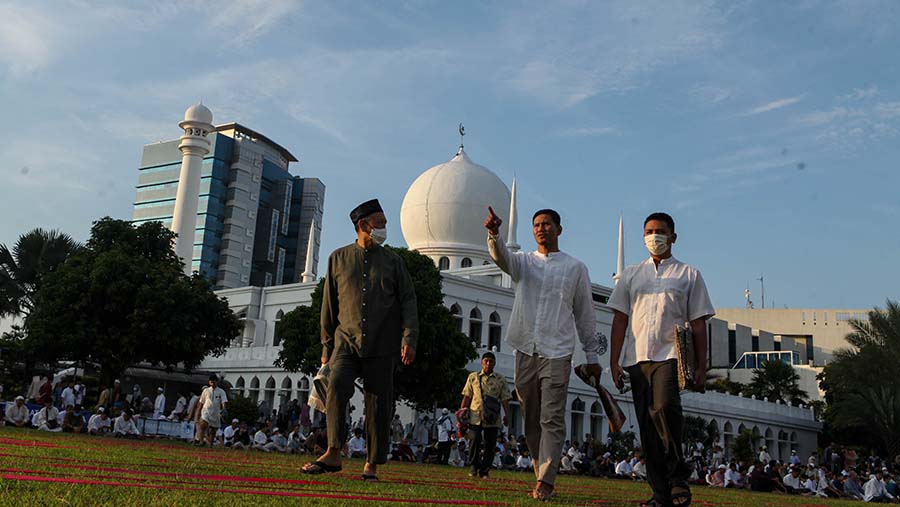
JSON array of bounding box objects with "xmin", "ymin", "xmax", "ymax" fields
[{"xmin": 0, "ymin": 474, "xmax": 507, "ymax": 505}]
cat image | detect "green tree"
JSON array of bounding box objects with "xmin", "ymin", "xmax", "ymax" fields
[
  {"xmin": 0, "ymin": 228, "xmax": 81, "ymax": 318},
  {"xmin": 730, "ymin": 429, "xmax": 759, "ymax": 463},
  {"xmin": 276, "ymin": 246, "xmax": 477, "ymax": 411},
  {"xmin": 683, "ymin": 415, "xmax": 709, "ymax": 454},
  {"xmin": 705, "ymin": 375, "xmax": 746, "ymax": 396},
  {"xmin": 820, "ymin": 300, "xmax": 900, "ymax": 456},
  {"xmin": 25, "ymin": 217, "xmax": 242, "ymax": 385},
  {"xmin": 224, "ymin": 394, "xmax": 260, "ymax": 425},
  {"xmin": 607, "ymin": 430, "xmax": 638, "ymax": 459},
  {"xmin": 742, "ymin": 359, "xmax": 808, "ymax": 405}
]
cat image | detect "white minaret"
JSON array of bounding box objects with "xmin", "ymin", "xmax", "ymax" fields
[
  {"xmin": 613, "ymin": 214, "xmax": 625, "ymax": 284},
  {"xmin": 506, "ymin": 176, "xmax": 520, "ymax": 252},
  {"xmin": 301, "ymin": 219, "xmax": 317, "ymax": 283},
  {"xmin": 171, "ymin": 103, "xmax": 214, "ymax": 275}
]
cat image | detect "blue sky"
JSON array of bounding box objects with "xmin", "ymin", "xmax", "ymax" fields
[{"xmin": 1, "ymin": 1, "xmax": 898, "ymax": 310}]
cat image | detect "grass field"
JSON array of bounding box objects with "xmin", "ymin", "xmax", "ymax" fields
[{"xmin": 0, "ymin": 428, "xmax": 864, "ymax": 506}]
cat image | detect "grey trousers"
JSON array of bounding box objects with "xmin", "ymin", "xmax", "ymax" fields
[
  {"xmin": 627, "ymin": 359, "xmax": 690, "ymax": 504},
  {"xmin": 326, "ymin": 348, "xmax": 394, "ymax": 465},
  {"xmin": 515, "ymin": 351, "xmax": 571, "ymax": 486}
]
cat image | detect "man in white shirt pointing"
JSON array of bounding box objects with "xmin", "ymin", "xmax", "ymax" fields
[
  {"xmin": 485, "ymin": 206, "xmax": 601, "ymax": 501},
  {"xmin": 608, "ymin": 212, "xmax": 714, "ymax": 507}
]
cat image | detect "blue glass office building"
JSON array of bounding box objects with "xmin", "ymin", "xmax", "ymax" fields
[{"xmin": 133, "ymin": 123, "xmax": 324, "ymax": 289}]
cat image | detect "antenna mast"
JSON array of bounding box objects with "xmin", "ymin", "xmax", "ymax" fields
[{"xmin": 757, "ymin": 273, "xmax": 765, "ymax": 309}]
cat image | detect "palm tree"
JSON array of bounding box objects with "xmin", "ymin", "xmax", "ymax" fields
[
  {"xmin": 824, "ymin": 301, "xmax": 900, "ymax": 456},
  {"xmin": 0, "ymin": 228, "xmax": 81, "ymax": 318},
  {"xmin": 743, "ymin": 359, "xmax": 808, "ymax": 405}
]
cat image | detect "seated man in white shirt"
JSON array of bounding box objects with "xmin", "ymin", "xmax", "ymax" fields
[
  {"xmin": 864, "ymin": 470, "xmax": 894, "ymax": 503},
  {"xmin": 348, "ymin": 428, "xmax": 367, "ymax": 459},
  {"xmin": 168, "ymin": 392, "xmax": 187, "ymax": 421},
  {"xmin": 87, "ymin": 407, "xmax": 112, "ymax": 435},
  {"xmin": 724, "ymin": 463, "xmax": 742, "ymax": 488},
  {"xmin": 267, "ymin": 428, "xmax": 289, "ymax": 453},
  {"xmin": 517, "ymin": 450, "xmax": 534, "ymax": 472},
  {"xmin": 253, "ymin": 427, "xmax": 270, "ymax": 451},
  {"xmin": 287, "ymin": 424, "xmax": 307, "ymax": 454},
  {"xmin": 223, "ymin": 419, "xmax": 240, "ymax": 447},
  {"xmin": 616, "ymin": 457, "xmax": 634, "ymax": 479},
  {"xmin": 783, "ymin": 467, "xmax": 803, "ymax": 494},
  {"xmin": 5, "ymin": 396, "xmax": 30, "ymax": 428},
  {"xmin": 113, "ymin": 410, "xmax": 141, "ymax": 439},
  {"xmin": 36, "ymin": 400, "xmax": 62, "ymax": 432},
  {"xmin": 632, "ymin": 457, "xmax": 648, "ymax": 480}
]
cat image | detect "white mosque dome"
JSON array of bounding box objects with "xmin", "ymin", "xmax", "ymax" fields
[
  {"xmin": 401, "ymin": 147, "xmax": 510, "ymax": 261},
  {"xmin": 183, "ymin": 103, "xmax": 213, "ymax": 125}
]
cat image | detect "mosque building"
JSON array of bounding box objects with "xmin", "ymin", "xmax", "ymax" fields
[{"xmin": 199, "ymin": 122, "xmax": 822, "ymax": 460}]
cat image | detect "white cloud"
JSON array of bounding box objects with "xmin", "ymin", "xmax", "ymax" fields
[
  {"xmin": 839, "ymin": 85, "xmax": 879, "ymax": 102},
  {"xmin": 0, "ymin": 4, "xmax": 60, "ymax": 76},
  {"xmin": 205, "ymin": 0, "xmax": 299, "ymax": 47},
  {"xmin": 740, "ymin": 96, "xmax": 803, "ymax": 117},
  {"xmin": 492, "ymin": 1, "xmax": 728, "ymax": 108},
  {"xmin": 557, "ymin": 127, "xmax": 618, "ymax": 137}
]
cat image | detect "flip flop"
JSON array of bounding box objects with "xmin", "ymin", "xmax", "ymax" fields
[
  {"xmin": 670, "ymin": 483, "xmax": 692, "ymax": 507},
  {"xmin": 301, "ymin": 460, "xmax": 342, "ymax": 474},
  {"xmin": 533, "ymin": 481, "xmax": 556, "ymax": 502},
  {"xmin": 361, "ymin": 474, "xmax": 379, "ymax": 482}
]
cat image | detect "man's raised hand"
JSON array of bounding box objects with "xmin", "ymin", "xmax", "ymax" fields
[{"xmin": 484, "ymin": 206, "xmax": 502, "ymax": 236}]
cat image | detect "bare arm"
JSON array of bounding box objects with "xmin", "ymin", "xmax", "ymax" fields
[{"xmin": 609, "ymin": 310, "xmax": 629, "ymax": 390}]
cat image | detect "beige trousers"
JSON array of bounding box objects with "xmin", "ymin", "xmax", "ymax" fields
[{"xmin": 514, "ymin": 351, "xmax": 571, "ymax": 486}]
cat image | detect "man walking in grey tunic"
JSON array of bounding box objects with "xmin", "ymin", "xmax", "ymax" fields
[
  {"xmin": 302, "ymin": 199, "xmax": 418, "ymax": 481},
  {"xmin": 485, "ymin": 206, "xmax": 601, "ymax": 501}
]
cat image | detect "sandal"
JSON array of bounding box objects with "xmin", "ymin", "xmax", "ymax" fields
[
  {"xmin": 670, "ymin": 483, "xmax": 691, "ymax": 507},
  {"xmin": 533, "ymin": 481, "xmax": 556, "ymax": 502},
  {"xmin": 301, "ymin": 460, "xmax": 342, "ymax": 474},
  {"xmin": 638, "ymin": 499, "xmax": 666, "ymax": 507},
  {"xmin": 361, "ymin": 473, "xmax": 379, "ymax": 482}
]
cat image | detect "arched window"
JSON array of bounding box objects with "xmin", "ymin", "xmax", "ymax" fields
[
  {"xmin": 439, "ymin": 257, "xmax": 450, "ymax": 271},
  {"xmin": 488, "ymin": 312, "xmax": 502, "ymax": 351},
  {"xmin": 298, "ymin": 377, "xmax": 310, "ymax": 405},
  {"xmin": 589, "ymin": 401, "xmax": 603, "ymax": 442},
  {"xmin": 234, "ymin": 376, "xmax": 246, "ymax": 398},
  {"xmin": 279, "ymin": 377, "xmax": 292, "ymax": 409},
  {"xmin": 273, "ymin": 309, "xmax": 285, "ymax": 346},
  {"xmin": 469, "ymin": 308, "xmax": 483, "ymax": 347},
  {"xmin": 450, "ymin": 303, "xmax": 463, "ymax": 333},
  {"xmin": 461, "ymin": 257, "xmax": 472, "ymax": 268},
  {"xmin": 249, "ymin": 376, "xmax": 260, "ymax": 404},
  {"xmin": 264, "ymin": 377, "xmax": 276, "ymax": 414},
  {"xmin": 570, "ymin": 398, "xmax": 585, "ymax": 441}
]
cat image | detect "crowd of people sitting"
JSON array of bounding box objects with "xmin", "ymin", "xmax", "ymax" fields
[
  {"xmin": 693, "ymin": 443, "xmax": 900, "ymax": 503},
  {"xmin": 6, "ymin": 376, "xmax": 900, "ymax": 503}
]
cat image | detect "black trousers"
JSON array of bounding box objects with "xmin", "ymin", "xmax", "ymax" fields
[
  {"xmin": 438, "ymin": 440, "xmax": 452, "ymax": 464},
  {"xmin": 627, "ymin": 359, "xmax": 690, "ymax": 504},
  {"xmin": 326, "ymin": 348, "xmax": 394, "ymax": 465},
  {"xmin": 469, "ymin": 425, "xmax": 499, "ymax": 475}
]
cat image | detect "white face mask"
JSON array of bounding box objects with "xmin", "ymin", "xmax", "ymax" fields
[
  {"xmin": 369, "ymin": 227, "xmax": 387, "ymax": 245},
  {"xmin": 644, "ymin": 233, "xmax": 670, "ymax": 256}
]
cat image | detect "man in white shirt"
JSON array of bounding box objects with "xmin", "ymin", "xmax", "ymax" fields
[
  {"xmin": 616, "ymin": 458, "xmax": 635, "ymax": 479},
  {"xmin": 113, "ymin": 410, "xmax": 141, "ymax": 439},
  {"xmin": 185, "ymin": 392, "xmax": 199, "ymax": 421},
  {"xmin": 253, "ymin": 427, "xmax": 270, "ymax": 451},
  {"xmin": 5, "ymin": 396, "xmax": 29, "ymax": 427},
  {"xmin": 724, "ymin": 463, "xmax": 741, "ymax": 488},
  {"xmin": 223, "ymin": 419, "xmax": 240, "ymax": 447},
  {"xmin": 168, "ymin": 392, "xmax": 187, "ymax": 421},
  {"xmin": 87, "ymin": 408, "xmax": 111, "ymax": 435},
  {"xmin": 60, "ymin": 381, "xmax": 75, "ymax": 410},
  {"xmin": 633, "ymin": 458, "xmax": 648, "ymax": 480},
  {"xmin": 608, "ymin": 212, "xmax": 714, "ymax": 507},
  {"xmin": 36, "ymin": 400, "xmax": 62, "ymax": 432},
  {"xmin": 436, "ymin": 408, "xmax": 454, "ymax": 465},
  {"xmin": 153, "ymin": 387, "xmax": 166, "ymax": 419},
  {"xmin": 485, "ymin": 207, "xmax": 601, "ymax": 501},
  {"xmin": 783, "ymin": 467, "xmax": 803, "ymax": 493},
  {"xmin": 864, "ymin": 470, "xmax": 894, "ymax": 503},
  {"xmin": 517, "ymin": 450, "xmax": 534, "ymax": 471},
  {"xmin": 759, "ymin": 445, "xmax": 772, "ymax": 464},
  {"xmin": 348, "ymin": 428, "xmax": 367, "ymax": 458},
  {"xmin": 195, "ymin": 374, "xmax": 227, "ymax": 447}
]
